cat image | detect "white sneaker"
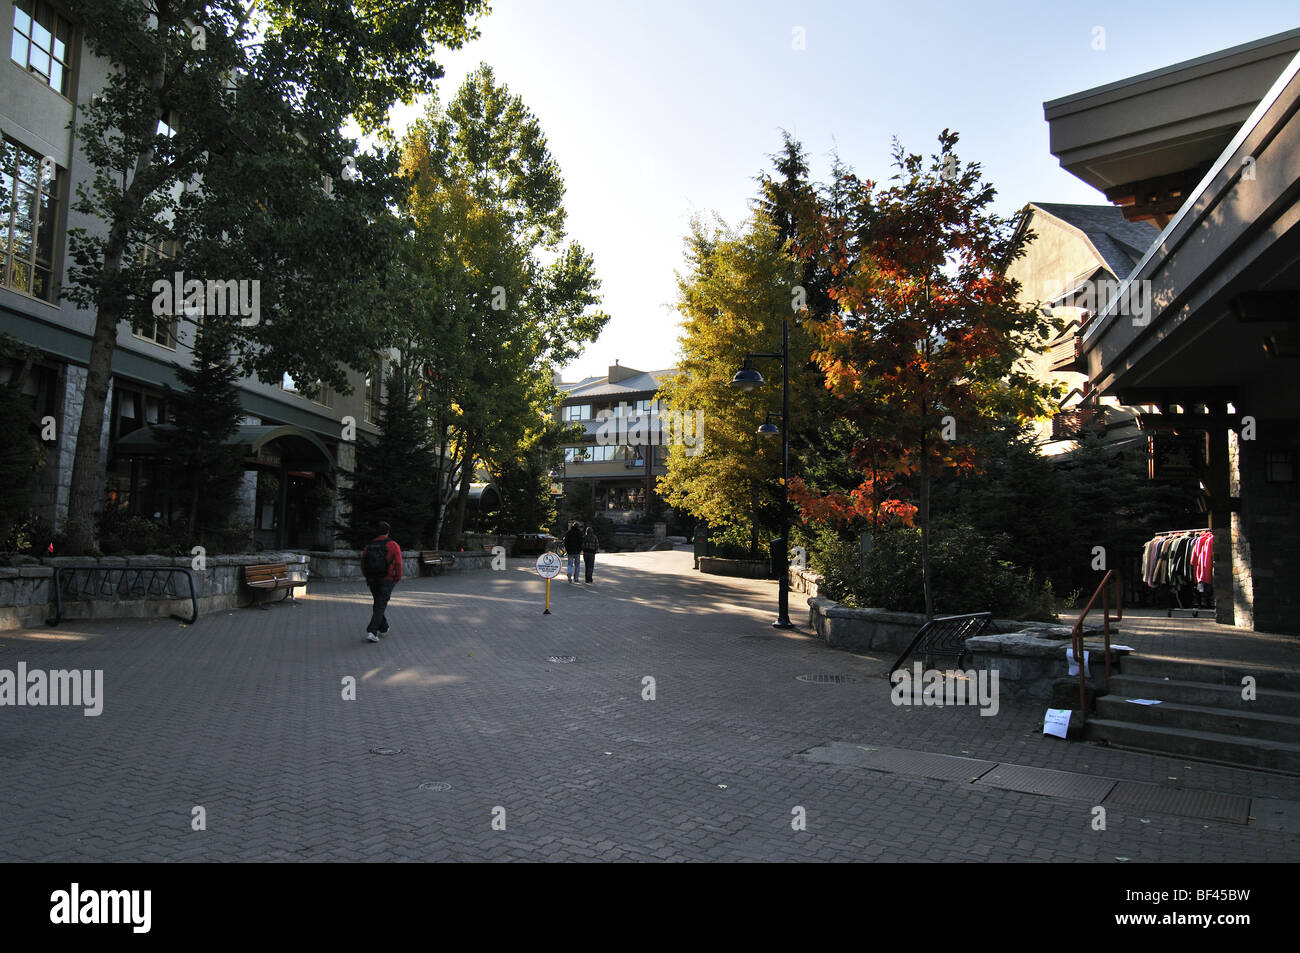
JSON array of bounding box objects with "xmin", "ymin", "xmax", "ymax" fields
[{"xmin": 366, "ymin": 632, "xmax": 380, "ymax": 643}]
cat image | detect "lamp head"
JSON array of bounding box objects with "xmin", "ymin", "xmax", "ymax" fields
[{"xmin": 730, "ymin": 366, "xmax": 765, "ymax": 391}]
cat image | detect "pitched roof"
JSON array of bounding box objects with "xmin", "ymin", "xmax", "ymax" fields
[
  {"xmin": 560, "ymin": 368, "xmax": 675, "ymax": 401},
  {"xmin": 1030, "ymin": 203, "xmax": 1161, "ymax": 281}
]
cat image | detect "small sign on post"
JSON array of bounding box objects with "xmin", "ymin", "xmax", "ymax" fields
[{"xmin": 536, "ymin": 552, "xmax": 562, "ymax": 614}]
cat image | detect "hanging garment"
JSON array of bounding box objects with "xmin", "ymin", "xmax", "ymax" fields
[{"xmin": 1192, "ymin": 532, "xmax": 1214, "ymax": 585}]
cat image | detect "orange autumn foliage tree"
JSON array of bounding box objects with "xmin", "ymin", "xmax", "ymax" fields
[{"xmin": 785, "ymin": 131, "xmax": 1057, "ymax": 617}]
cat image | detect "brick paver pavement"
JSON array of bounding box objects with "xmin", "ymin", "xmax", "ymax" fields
[{"xmin": 1, "ymin": 549, "xmax": 1296, "ymax": 862}]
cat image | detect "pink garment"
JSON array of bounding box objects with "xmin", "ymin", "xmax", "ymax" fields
[{"xmin": 1191, "ymin": 532, "xmax": 1213, "ymax": 585}]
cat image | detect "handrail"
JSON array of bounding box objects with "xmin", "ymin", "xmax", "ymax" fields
[
  {"xmin": 48, "ymin": 565, "xmax": 199, "ymax": 626},
  {"xmin": 1070, "ymin": 570, "xmax": 1123, "ymax": 712}
]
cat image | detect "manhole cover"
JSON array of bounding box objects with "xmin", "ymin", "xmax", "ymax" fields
[
  {"xmin": 369, "ymin": 746, "xmax": 403, "ymax": 756},
  {"xmin": 547, "ymin": 655, "xmax": 576, "ymax": 664},
  {"xmin": 796, "ymin": 674, "xmax": 856, "ymax": 684},
  {"xmin": 418, "ymin": 781, "xmax": 452, "ymax": 792}
]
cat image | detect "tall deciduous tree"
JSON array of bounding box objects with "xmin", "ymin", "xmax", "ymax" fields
[
  {"xmin": 658, "ymin": 212, "xmax": 822, "ymax": 552},
  {"xmin": 59, "ymin": 0, "xmax": 487, "ymax": 553},
  {"xmin": 399, "ymin": 66, "xmax": 608, "ymax": 547},
  {"xmin": 790, "ymin": 131, "xmax": 1058, "ymax": 618}
]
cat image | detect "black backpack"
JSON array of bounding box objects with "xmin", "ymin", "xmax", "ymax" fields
[{"xmin": 362, "ymin": 540, "xmax": 390, "ymax": 578}]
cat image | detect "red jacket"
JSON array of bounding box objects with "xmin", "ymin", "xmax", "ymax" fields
[{"xmin": 369, "ymin": 535, "xmax": 403, "ymax": 582}]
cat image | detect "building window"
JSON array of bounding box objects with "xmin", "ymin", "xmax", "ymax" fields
[
  {"xmin": 10, "ymin": 0, "xmax": 72, "ymax": 96},
  {"xmin": 1266, "ymin": 450, "xmax": 1294, "ymax": 484},
  {"xmin": 132, "ymin": 238, "xmax": 179, "ymax": 347},
  {"xmin": 563, "ymin": 446, "xmax": 592, "ymax": 464},
  {"xmin": 363, "ymin": 364, "xmax": 383, "ymax": 423},
  {"xmin": 635, "ymin": 399, "xmax": 659, "ymax": 416},
  {"xmin": 563, "ymin": 404, "xmax": 590, "ymax": 422},
  {"xmin": 1, "ymin": 137, "xmax": 60, "ymax": 301}
]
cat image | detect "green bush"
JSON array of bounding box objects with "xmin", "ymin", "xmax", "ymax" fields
[
  {"xmin": 813, "ymin": 520, "xmax": 1057, "ymax": 621},
  {"xmin": 709, "ymin": 523, "xmax": 758, "ymax": 559},
  {"xmin": 805, "ymin": 524, "xmax": 864, "ymax": 604}
]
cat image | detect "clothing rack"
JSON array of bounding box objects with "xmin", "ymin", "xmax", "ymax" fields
[{"xmin": 1141, "ymin": 528, "xmax": 1214, "ymax": 618}]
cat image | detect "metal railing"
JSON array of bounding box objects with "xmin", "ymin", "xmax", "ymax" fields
[
  {"xmin": 48, "ymin": 565, "xmax": 199, "ymax": 626},
  {"xmin": 888, "ymin": 612, "xmax": 994, "ymax": 677},
  {"xmin": 1070, "ymin": 570, "xmax": 1123, "ymax": 712}
]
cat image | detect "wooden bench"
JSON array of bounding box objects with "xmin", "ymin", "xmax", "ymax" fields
[
  {"xmin": 420, "ymin": 551, "xmax": 455, "ymax": 576},
  {"xmin": 244, "ymin": 562, "xmax": 308, "ymax": 607}
]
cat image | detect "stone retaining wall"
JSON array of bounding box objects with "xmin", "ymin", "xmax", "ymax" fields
[
  {"xmin": 699, "ymin": 557, "xmax": 770, "ymax": 578},
  {"xmin": 0, "ymin": 548, "xmax": 498, "ymax": 628}
]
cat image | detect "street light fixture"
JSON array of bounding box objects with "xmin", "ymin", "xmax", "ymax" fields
[{"xmin": 730, "ymin": 319, "xmax": 793, "ymax": 629}]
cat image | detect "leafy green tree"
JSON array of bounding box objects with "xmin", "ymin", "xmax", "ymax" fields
[
  {"xmin": 59, "ymin": 0, "xmax": 487, "ymax": 553},
  {"xmin": 159, "ymin": 318, "xmax": 245, "ymax": 542},
  {"xmin": 340, "ymin": 366, "xmax": 438, "ymax": 549},
  {"xmin": 490, "ymin": 417, "xmax": 566, "ymax": 536},
  {"xmin": 658, "ymin": 211, "xmax": 824, "ymax": 554},
  {"xmin": 399, "ymin": 65, "xmax": 608, "ymax": 547}
]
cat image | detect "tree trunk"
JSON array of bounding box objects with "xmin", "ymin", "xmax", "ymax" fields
[
  {"xmin": 63, "ymin": 293, "xmax": 125, "ymax": 553},
  {"xmin": 63, "ymin": 64, "xmax": 165, "ymax": 554},
  {"xmin": 449, "ymin": 436, "xmax": 476, "ymax": 548}
]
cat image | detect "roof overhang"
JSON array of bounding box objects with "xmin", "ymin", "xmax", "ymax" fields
[
  {"xmin": 114, "ymin": 423, "xmax": 335, "ymax": 471},
  {"xmin": 1045, "ymin": 28, "xmax": 1300, "ymax": 225},
  {"xmin": 1079, "ymin": 49, "xmax": 1300, "ymax": 411}
]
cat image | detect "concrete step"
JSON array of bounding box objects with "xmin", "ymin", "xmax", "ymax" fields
[
  {"xmin": 1096, "ymin": 696, "xmax": 1300, "ymax": 743},
  {"xmin": 1108, "ymin": 674, "xmax": 1300, "ymax": 716},
  {"xmin": 1084, "ymin": 719, "xmax": 1300, "ymax": 774},
  {"xmin": 1120, "ymin": 654, "xmax": 1300, "ymax": 693}
]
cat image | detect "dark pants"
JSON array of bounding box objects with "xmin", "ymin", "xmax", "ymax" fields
[
  {"xmin": 583, "ymin": 549, "xmax": 596, "ymax": 582},
  {"xmin": 367, "ymin": 578, "xmax": 395, "ymax": 633}
]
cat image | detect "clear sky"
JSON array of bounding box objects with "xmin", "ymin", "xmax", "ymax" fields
[{"xmin": 389, "ymin": 0, "xmax": 1300, "ymax": 381}]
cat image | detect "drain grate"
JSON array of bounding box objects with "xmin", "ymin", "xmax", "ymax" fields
[
  {"xmin": 418, "ymin": 781, "xmax": 452, "ymax": 792},
  {"xmin": 796, "ymin": 674, "xmax": 856, "ymax": 684},
  {"xmin": 1104, "ymin": 781, "xmax": 1251, "ymax": 824},
  {"xmin": 369, "ymin": 746, "xmax": 402, "ymax": 756},
  {"xmin": 976, "ymin": 764, "xmax": 1117, "ymax": 802},
  {"xmin": 547, "ymin": 655, "xmax": 576, "ymax": 664}
]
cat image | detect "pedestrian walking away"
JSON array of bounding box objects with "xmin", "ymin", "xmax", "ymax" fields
[
  {"xmin": 361, "ymin": 521, "xmax": 402, "ymax": 642},
  {"xmin": 582, "ymin": 525, "xmax": 599, "ymax": 584},
  {"xmin": 564, "ymin": 520, "xmax": 584, "ymax": 582}
]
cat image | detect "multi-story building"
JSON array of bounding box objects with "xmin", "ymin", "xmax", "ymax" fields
[
  {"xmin": 556, "ymin": 362, "xmax": 673, "ymax": 524},
  {"xmin": 1008, "ymin": 202, "xmax": 1161, "ymax": 454},
  {"xmin": 1043, "ymin": 27, "xmax": 1300, "ymax": 634},
  {"xmin": 1, "ymin": 1, "xmax": 383, "ymax": 550}
]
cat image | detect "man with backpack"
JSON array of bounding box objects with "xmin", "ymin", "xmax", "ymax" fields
[
  {"xmin": 361, "ymin": 521, "xmax": 402, "ymax": 643},
  {"xmin": 582, "ymin": 525, "xmax": 599, "ymax": 584},
  {"xmin": 563, "ymin": 521, "xmax": 584, "ymax": 582}
]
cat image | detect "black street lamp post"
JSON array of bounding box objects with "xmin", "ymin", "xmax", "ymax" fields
[{"xmin": 730, "ymin": 317, "xmax": 793, "ymax": 629}]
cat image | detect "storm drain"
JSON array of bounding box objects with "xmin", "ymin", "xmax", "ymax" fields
[
  {"xmin": 1103, "ymin": 781, "xmax": 1251, "ymax": 825},
  {"xmin": 418, "ymin": 781, "xmax": 452, "ymax": 792},
  {"xmin": 369, "ymin": 746, "xmax": 403, "ymax": 756},
  {"xmin": 547, "ymin": 655, "xmax": 576, "ymax": 664},
  {"xmin": 796, "ymin": 674, "xmax": 856, "ymax": 684},
  {"xmin": 976, "ymin": 764, "xmax": 1117, "ymax": 802}
]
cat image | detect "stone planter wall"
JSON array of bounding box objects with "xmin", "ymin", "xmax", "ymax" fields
[
  {"xmin": 806, "ymin": 597, "xmax": 929, "ymax": 654},
  {"xmin": 965, "ymin": 629, "xmax": 1132, "ymax": 704},
  {"xmin": 0, "ymin": 566, "xmax": 54, "ymax": 630},
  {"xmin": 19, "ymin": 553, "xmax": 310, "ymax": 623},
  {"xmin": 699, "ymin": 557, "xmax": 770, "ymax": 579},
  {"xmin": 307, "ymin": 549, "xmax": 496, "ymax": 581},
  {"xmin": 789, "ymin": 567, "xmax": 823, "ymax": 600}
]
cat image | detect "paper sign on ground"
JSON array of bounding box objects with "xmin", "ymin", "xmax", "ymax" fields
[{"xmin": 1043, "ymin": 708, "xmax": 1072, "ymax": 739}]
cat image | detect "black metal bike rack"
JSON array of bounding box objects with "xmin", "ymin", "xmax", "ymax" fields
[
  {"xmin": 47, "ymin": 565, "xmax": 199, "ymax": 626},
  {"xmin": 888, "ymin": 611, "xmax": 993, "ymax": 677}
]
